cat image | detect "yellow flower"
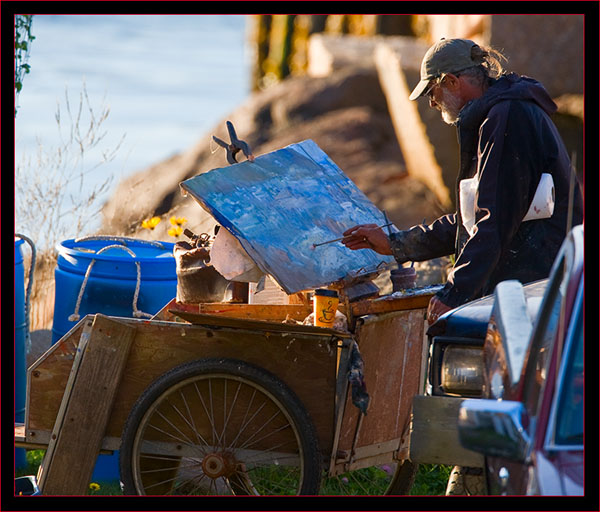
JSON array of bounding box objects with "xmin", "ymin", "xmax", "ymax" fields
[
  {"xmin": 168, "ymin": 226, "xmax": 183, "ymax": 238},
  {"xmin": 89, "ymin": 482, "xmax": 100, "ymax": 492},
  {"xmin": 141, "ymin": 216, "xmax": 161, "ymax": 230},
  {"xmin": 169, "ymin": 216, "xmax": 187, "ymax": 226}
]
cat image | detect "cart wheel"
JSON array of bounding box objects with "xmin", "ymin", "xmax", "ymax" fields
[
  {"xmin": 320, "ymin": 459, "xmax": 418, "ymax": 495},
  {"xmin": 119, "ymin": 358, "xmax": 322, "ymax": 495}
]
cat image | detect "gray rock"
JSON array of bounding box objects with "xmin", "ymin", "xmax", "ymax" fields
[{"xmin": 101, "ymin": 67, "xmax": 443, "ymax": 240}]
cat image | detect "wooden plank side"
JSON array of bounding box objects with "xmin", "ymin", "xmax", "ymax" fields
[
  {"xmin": 102, "ymin": 319, "xmax": 339, "ymax": 458},
  {"xmin": 26, "ymin": 317, "xmax": 338, "ymax": 461},
  {"xmin": 410, "ymin": 395, "xmax": 484, "ymax": 467},
  {"xmin": 38, "ymin": 315, "xmax": 136, "ymax": 495},
  {"xmin": 196, "ymin": 303, "xmax": 312, "ymax": 322},
  {"xmin": 351, "ymin": 293, "xmax": 434, "ymax": 317},
  {"xmin": 155, "ymin": 301, "xmax": 315, "ymax": 323},
  {"xmin": 172, "ymin": 310, "xmax": 350, "ymax": 336},
  {"xmin": 26, "ymin": 320, "xmax": 86, "ymax": 437},
  {"xmin": 337, "ymin": 309, "xmax": 426, "ymax": 458}
]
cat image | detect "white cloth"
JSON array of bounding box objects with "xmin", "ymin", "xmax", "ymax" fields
[
  {"xmin": 460, "ymin": 172, "xmax": 555, "ymax": 236},
  {"xmin": 209, "ymin": 227, "xmax": 264, "ymax": 282}
]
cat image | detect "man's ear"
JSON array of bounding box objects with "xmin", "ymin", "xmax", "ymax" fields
[{"xmin": 443, "ymin": 73, "xmax": 461, "ymax": 91}]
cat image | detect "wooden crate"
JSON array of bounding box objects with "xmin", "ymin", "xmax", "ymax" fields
[
  {"xmin": 332, "ymin": 307, "xmax": 428, "ymax": 474},
  {"xmin": 24, "ymin": 307, "xmax": 344, "ymax": 461}
]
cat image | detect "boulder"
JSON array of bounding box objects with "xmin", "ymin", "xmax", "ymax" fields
[
  {"xmin": 375, "ymin": 41, "xmax": 458, "ymax": 210},
  {"xmin": 101, "ymin": 66, "xmax": 442, "ymax": 242},
  {"xmin": 307, "ymin": 34, "xmax": 427, "ymax": 77}
]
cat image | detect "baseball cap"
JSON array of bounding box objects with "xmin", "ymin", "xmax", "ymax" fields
[{"xmin": 409, "ymin": 38, "xmax": 481, "ymax": 100}]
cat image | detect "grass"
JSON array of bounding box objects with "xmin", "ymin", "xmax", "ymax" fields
[
  {"xmin": 410, "ymin": 464, "xmax": 453, "ymax": 495},
  {"xmin": 16, "ymin": 450, "xmax": 451, "ymax": 496},
  {"xmin": 16, "ymin": 450, "xmax": 122, "ymax": 496}
]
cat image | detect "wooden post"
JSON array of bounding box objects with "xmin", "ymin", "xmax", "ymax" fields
[
  {"xmin": 375, "ymin": 40, "xmax": 458, "ymax": 210},
  {"xmin": 37, "ymin": 314, "xmax": 136, "ymax": 495}
]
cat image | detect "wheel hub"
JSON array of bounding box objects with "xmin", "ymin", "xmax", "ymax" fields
[{"xmin": 202, "ymin": 452, "xmax": 236, "ymax": 479}]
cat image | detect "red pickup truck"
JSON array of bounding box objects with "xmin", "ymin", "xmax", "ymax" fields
[{"xmin": 457, "ymin": 224, "xmax": 584, "ymax": 495}]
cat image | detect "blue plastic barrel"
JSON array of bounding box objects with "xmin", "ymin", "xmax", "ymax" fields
[
  {"xmin": 52, "ymin": 237, "xmax": 177, "ymax": 343},
  {"xmin": 51, "ymin": 237, "xmax": 177, "ymax": 483},
  {"xmin": 15, "ymin": 238, "xmax": 27, "ymax": 469}
]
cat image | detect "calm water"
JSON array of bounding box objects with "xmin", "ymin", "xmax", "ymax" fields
[{"xmin": 15, "ymin": 14, "xmax": 251, "ymax": 242}]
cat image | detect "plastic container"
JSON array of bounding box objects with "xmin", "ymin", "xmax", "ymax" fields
[
  {"xmin": 52, "ymin": 237, "xmax": 177, "ymax": 343},
  {"xmin": 313, "ymin": 289, "xmax": 339, "ymax": 328},
  {"xmin": 15, "ymin": 238, "xmax": 27, "ymax": 469},
  {"xmin": 51, "ymin": 237, "xmax": 177, "ymax": 482}
]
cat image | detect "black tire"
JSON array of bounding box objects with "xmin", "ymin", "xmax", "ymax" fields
[{"xmin": 119, "ymin": 358, "xmax": 322, "ymax": 495}]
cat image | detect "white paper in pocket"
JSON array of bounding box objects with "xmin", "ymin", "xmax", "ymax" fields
[
  {"xmin": 459, "ymin": 176, "xmax": 479, "ymax": 237},
  {"xmin": 523, "ymin": 173, "xmax": 555, "ymax": 222}
]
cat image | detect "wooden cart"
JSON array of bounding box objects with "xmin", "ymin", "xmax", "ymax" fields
[{"xmin": 15, "ymin": 291, "xmax": 434, "ymax": 496}]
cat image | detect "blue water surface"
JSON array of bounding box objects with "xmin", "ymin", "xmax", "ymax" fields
[{"xmin": 15, "ymin": 14, "xmax": 250, "ymax": 241}]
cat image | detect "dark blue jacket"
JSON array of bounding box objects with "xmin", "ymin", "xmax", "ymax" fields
[{"xmin": 390, "ymin": 73, "xmax": 583, "ymax": 308}]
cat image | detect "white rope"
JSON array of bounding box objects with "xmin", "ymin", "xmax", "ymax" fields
[{"xmin": 68, "ymin": 244, "xmax": 153, "ymax": 322}]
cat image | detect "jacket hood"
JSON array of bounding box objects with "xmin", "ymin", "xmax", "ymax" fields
[{"xmin": 458, "ymin": 73, "xmax": 557, "ymax": 129}]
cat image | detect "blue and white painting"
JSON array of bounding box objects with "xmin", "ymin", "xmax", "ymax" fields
[{"xmin": 180, "ymin": 140, "xmax": 395, "ymax": 294}]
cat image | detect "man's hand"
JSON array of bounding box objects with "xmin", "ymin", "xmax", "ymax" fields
[
  {"xmin": 427, "ymin": 296, "xmax": 452, "ymax": 324},
  {"xmin": 341, "ymin": 224, "xmax": 392, "ymax": 255}
]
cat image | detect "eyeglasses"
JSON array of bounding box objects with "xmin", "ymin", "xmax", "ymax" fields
[{"xmin": 423, "ymin": 74, "xmax": 446, "ymax": 99}]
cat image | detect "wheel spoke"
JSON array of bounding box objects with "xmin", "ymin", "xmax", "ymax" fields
[
  {"xmin": 193, "ymin": 381, "xmax": 220, "ymax": 448},
  {"xmin": 139, "ymin": 460, "xmax": 193, "ymax": 475},
  {"xmin": 246, "ymin": 467, "xmax": 301, "ymax": 494},
  {"xmin": 123, "ymin": 361, "xmax": 321, "ymax": 496},
  {"xmin": 179, "ymin": 389, "xmax": 211, "ymax": 454},
  {"xmin": 345, "ymin": 469, "xmax": 373, "ymax": 495},
  {"xmin": 239, "ymin": 418, "xmax": 291, "ymax": 452},
  {"xmin": 173, "ymin": 472, "xmax": 211, "ymax": 496},
  {"xmin": 223, "ymin": 379, "xmax": 227, "ymax": 447},
  {"xmin": 223, "ymin": 381, "xmax": 243, "ymax": 447},
  {"xmin": 146, "ymin": 417, "xmax": 195, "ymax": 449},
  {"xmin": 226, "ymin": 398, "xmax": 267, "ymax": 450}
]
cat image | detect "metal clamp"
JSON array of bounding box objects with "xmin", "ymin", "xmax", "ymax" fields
[{"xmin": 212, "ymin": 121, "xmax": 254, "ymax": 165}]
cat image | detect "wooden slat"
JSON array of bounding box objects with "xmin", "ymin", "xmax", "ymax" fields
[
  {"xmin": 26, "ymin": 320, "xmax": 86, "ymax": 437},
  {"xmin": 37, "ymin": 315, "xmax": 136, "ymax": 495},
  {"xmin": 336, "ymin": 309, "xmax": 426, "ymax": 460},
  {"xmin": 197, "ymin": 302, "xmax": 312, "ymax": 321},
  {"xmin": 171, "ymin": 310, "xmax": 351, "ymax": 337},
  {"xmin": 350, "ymin": 293, "xmax": 434, "ymax": 317},
  {"xmin": 409, "ymin": 395, "xmax": 484, "ymax": 467},
  {"xmin": 156, "ymin": 300, "xmax": 315, "ymax": 324}
]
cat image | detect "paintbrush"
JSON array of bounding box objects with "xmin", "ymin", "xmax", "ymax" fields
[{"xmin": 312, "ymin": 222, "xmax": 395, "ymax": 248}]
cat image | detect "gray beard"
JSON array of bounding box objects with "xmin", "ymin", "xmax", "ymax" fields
[
  {"xmin": 440, "ymin": 89, "xmax": 462, "ymax": 125},
  {"xmin": 441, "ymin": 110, "xmax": 458, "ymax": 125}
]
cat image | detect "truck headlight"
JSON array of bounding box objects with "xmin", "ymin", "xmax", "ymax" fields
[{"xmin": 440, "ymin": 346, "xmax": 484, "ymax": 396}]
